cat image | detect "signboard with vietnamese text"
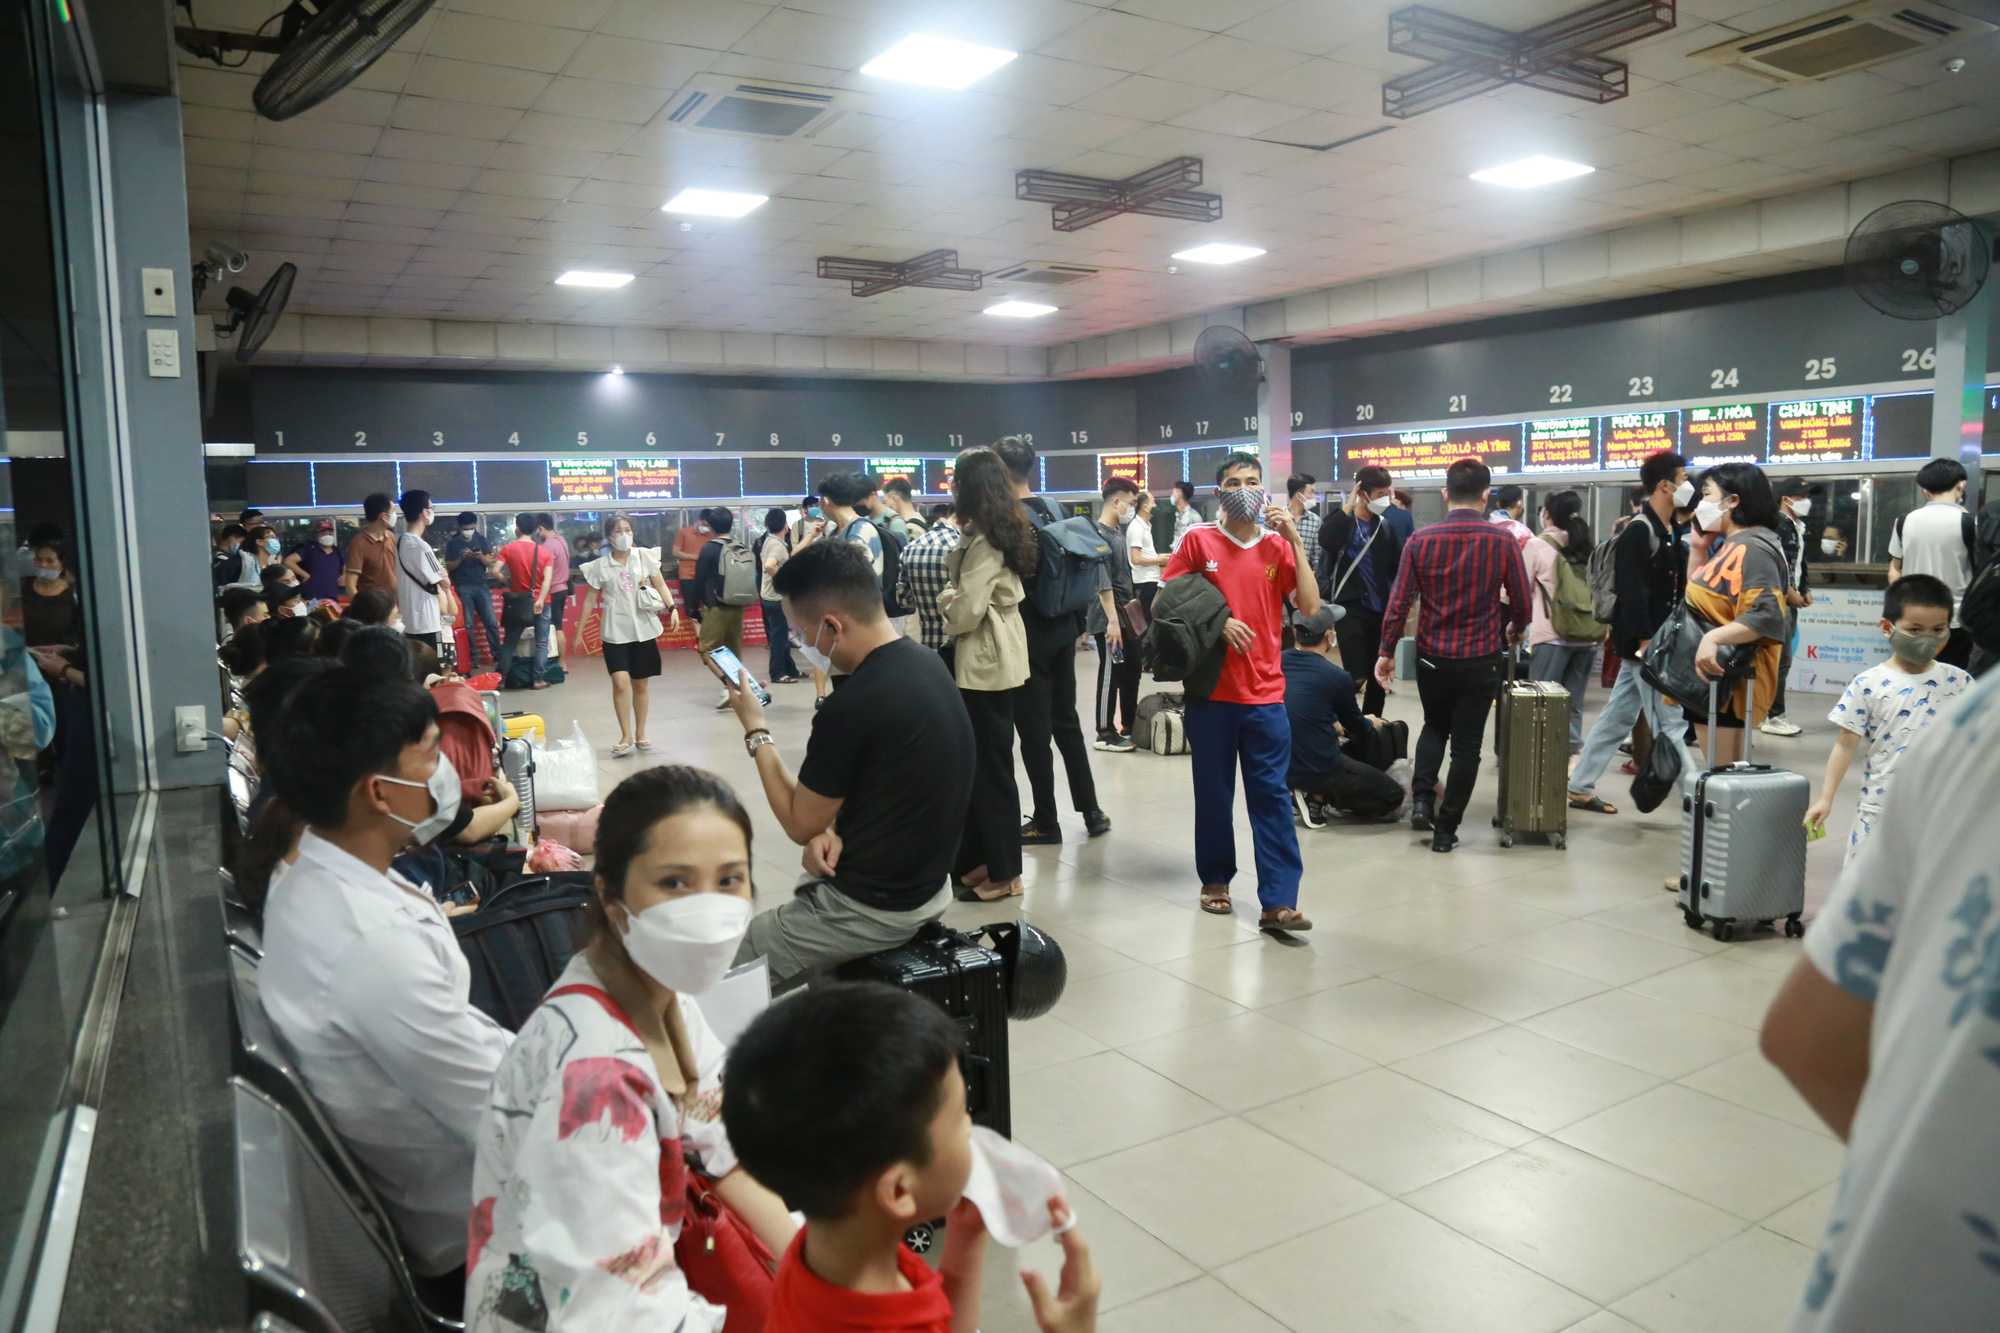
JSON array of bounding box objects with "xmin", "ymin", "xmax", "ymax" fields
[
  {"xmin": 1338, "ymin": 424, "xmax": 1519, "ymax": 479},
  {"xmin": 548, "ymin": 457, "xmax": 615, "ymax": 503},
  {"xmin": 1769, "ymin": 397, "xmax": 1862, "ymax": 464},
  {"xmin": 1787, "ymin": 587, "xmax": 1887, "ymax": 696}
]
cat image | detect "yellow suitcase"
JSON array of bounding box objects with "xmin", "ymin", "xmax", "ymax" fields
[{"xmin": 502, "ymin": 713, "xmax": 545, "ymax": 744}]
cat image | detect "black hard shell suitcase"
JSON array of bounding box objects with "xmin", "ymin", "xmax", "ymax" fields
[
  {"xmin": 1678, "ymin": 676, "xmax": 1808, "ymax": 942},
  {"xmin": 452, "ymin": 873, "xmax": 595, "ymax": 1030},
  {"xmin": 836, "ymin": 922, "xmax": 1012, "ymax": 1137}
]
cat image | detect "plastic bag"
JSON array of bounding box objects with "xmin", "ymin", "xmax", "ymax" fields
[
  {"xmin": 532, "ymin": 721, "xmax": 601, "ymax": 811},
  {"xmin": 1386, "ymin": 758, "xmax": 1414, "ymax": 820},
  {"xmin": 467, "ymin": 671, "xmax": 502, "ymax": 691},
  {"xmin": 525, "ymin": 838, "xmax": 584, "ymax": 873}
]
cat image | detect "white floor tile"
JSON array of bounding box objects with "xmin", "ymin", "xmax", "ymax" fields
[
  {"xmin": 1676, "ymin": 1048, "xmax": 1836, "ymax": 1137},
  {"xmin": 1521, "ymin": 990, "xmax": 1759, "ymax": 1080},
  {"xmin": 1393, "ymin": 1026, "xmax": 1662, "ymax": 1133},
  {"xmin": 1120, "ymin": 1011, "xmax": 1372, "ymax": 1112},
  {"xmin": 1489, "ymin": 919, "xmax": 1707, "ymax": 985},
  {"xmin": 979, "ymin": 1171, "xmax": 1202, "ymax": 1326},
  {"xmin": 1009, "ymin": 1014, "xmax": 1107, "ymax": 1075},
  {"xmin": 1388, "ymin": 946, "xmax": 1611, "ymax": 1021},
  {"xmin": 1623, "ymin": 954, "xmax": 1785, "ymax": 1028},
  {"xmin": 1608, "ymin": 1227, "xmax": 1816, "ymax": 1333},
  {"xmin": 1051, "ymin": 964, "xmax": 1246, "ymax": 1048},
  {"xmin": 1064, "ymin": 900, "xmax": 1262, "ymax": 965},
  {"xmin": 1010, "ymin": 1050, "xmax": 1226, "ymax": 1168},
  {"xmin": 1096, "ymin": 1275, "xmax": 1292, "ymax": 1333},
  {"xmin": 1264, "ymin": 978, "xmax": 1501, "ymax": 1063},
  {"xmin": 1154, "ymin": 936, "xmax": 1368, "ymax": 1008},
  {"xmin": 1761, "ymin": 1182, "xmax": 1837, "ymax": 1248}
]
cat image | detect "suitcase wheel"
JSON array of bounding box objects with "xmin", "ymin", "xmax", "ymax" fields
[
  {"xmin": 1682, "ymin": 909, "xmax": 1703, "ymax": 932},
  {"xmin": 1499, "ymin": 833, "xmax": 1513, "ymax": 848},
  {"xmin": 1551, "ymin": 833, "xmax": 1565, "ymax": 851},
  {"xmin": 904, "ymin": 1222, "xmax": 937, "ymax": 1254},
  {"xmin": 1714, "ymin": 920, "xmax": 1735, "ymax": 942},
  {"xmin": 1785, "ymin": 914, "xmax": 1805, "ymax": 939}
]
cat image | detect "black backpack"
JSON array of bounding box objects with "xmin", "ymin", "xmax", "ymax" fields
[
  {"xmin": 451, "ymin": 873, "xmax": 595, "ymax": 1031},
  {"xmin": 868, "ymin": 513, "xmax": 912, "ymax": 616}
]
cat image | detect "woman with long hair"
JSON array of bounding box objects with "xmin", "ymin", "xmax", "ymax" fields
[
  {"xmin": 937, "ymin": 446, "xmax": 1035, "ymax": 901},
  {"xmin": 467, "ymin": 765, "xmax": 795, "ymax": 1333},
  {"xmin": 1522, "ymin": 489, "xmax": 1605, "ymax": 753},
  {"xmin": 581, "ymin": 513, "xmax": 681, "ymax": 756},
  {"xmin": 1685, "ymin": 462, "xmax": 1791, "ymax": 767}
]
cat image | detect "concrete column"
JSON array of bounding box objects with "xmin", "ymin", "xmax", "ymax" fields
[
  {"xmin": 1929, "ymin": 218, "xmax": 1992, "ymax": 480},
  {"xmin": 103, "ymin": 92, "xmax": 222, "ymax": 788},
  {"xmin": 1256, "ymin": 339, "xmax": 1292, "ymax": 483}
]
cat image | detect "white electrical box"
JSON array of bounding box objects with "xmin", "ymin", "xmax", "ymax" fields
[
  {"xmin": 146, "ymin": 328, "xmax": 181, "ymax": 377},
  {"xmin": 141, "ymin": 267, "xmax": 175, "ymax": 316}
]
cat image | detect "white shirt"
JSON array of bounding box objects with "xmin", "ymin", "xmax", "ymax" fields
[
  {"xmin": 468, "ymin": 953, "xmax": 737, "ymax": 1333},
  {"xmin": 1126, "ymin": 512, "xmax": 1160, "ymax": 585},
  {"xmin": 259, "ymin": 830, "xmax": 512, "ymax": 1275},
  {"xmin": 1796, "ymin": 673, "xmax": 2000, "ymax": 1332},
  {"xmin": 582, "ymin": 546, "xmax": 665, "ymax": 646},
  {"xmin": 1888, "ymin": 500, "xmax": 1973, "ymax": 624},
  {"xmin": 1171, "ymin": 503, "xmax": 1200, "ymax": 552},
  {"xmin": 1827, "ymin": 660, "xmax": 1973, "ymax": 819},
  {"xmin": 396, "ymin": 532, "xmax": 448, "ymax": 635}
]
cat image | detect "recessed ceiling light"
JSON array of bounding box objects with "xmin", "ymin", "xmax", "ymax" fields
[
  {"xmin": 610, "ymin": 365, "xmax": 624, "ymax": 375},
  {"xmin": 662, "ymin": 188, "xmax": 769, "ymax": 218},
  {"xmin": 1469, "ymin": 156, "xmax": 1594, "ymax": 188},
  {"xmin": 1172, "ymin": 243, "xmax": 1266, "ymax": 265},
  {"xmin": 861, "ymin": 34, "xmax": 1018, "ymax": 89},
  {"xmin": 555, "ymin": 270, "xmax": 634, "ymax": 288},
  {"xmin": 984, "ymin": 300, "xmax": 1056, "ymax": 318}
]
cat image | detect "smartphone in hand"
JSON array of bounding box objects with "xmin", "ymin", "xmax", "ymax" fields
[{"xmin": 708, "ymin": 646, "xmax": 773, "ymax": 706}]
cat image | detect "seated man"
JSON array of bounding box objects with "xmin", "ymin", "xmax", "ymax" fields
[
  {"xmin": 1283, "ymin": 606, "xmax": 1404, "ymax": 827},
  {"xmin": 720, "ymin": 539, "xmax": 974, "ymax": 991},
  {"xmin": 257, "ymin": 666, "xmax": 512, "ymax": 1281}
]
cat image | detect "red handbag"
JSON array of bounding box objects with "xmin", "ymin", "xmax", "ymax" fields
[{"xmin": 676, "ymin": 1172, "xmax": 777, "ymax": 1333}]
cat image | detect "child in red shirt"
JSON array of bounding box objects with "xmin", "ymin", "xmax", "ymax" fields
[{"xmin": 724, "ymin": 984, "xmax": 1099, "ymax": 1333}]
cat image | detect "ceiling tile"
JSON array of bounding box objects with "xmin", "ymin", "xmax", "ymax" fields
[
  {"xmin": 452, "ymin": 0, "xmax": 620, "ymax": 28},
  {"xmin": 256, "ymin": 118, "xmax": 384, "ymax": 156},
  {"xmin": 1073, "ymin": 72, "xmax": 1224, "ymax": 121},
  {"xmin": 532, "ymin": 76, "xmax": 670, "ymax": 124},
  {"xmin": 364, "ymin": 158, "xmax": 481, "ymax": 191},
  {"xmin": 250, "ymin": 145, "xmax": 371, "ymax": 178},
  {"xmin": 185, "ymin": 137, "xmax": 254, "ymax": 168},
  {"xmin": 1038, "ymin": 11, "xmax": 1208, "ymax": 73},
  {"xmin": 506, "ymin": 112, "xmax": 640, "ymax": 153},
  {"xmin": 1167, "ymin": 92, "xmax": 1309, "ymax": 137},
  {"xmin": 474, "ymin": 169, "xmax": 583, "ymax": 200},
  {"xmin": 391, "ymin": 97, "xmax": 526, "ymax": 140},
  {"xmin": 733, "ymin": 7, "xmax": 896, "ymax": 69},
  {"xmin": 405, "ymin": 56, "xmax": 553, "ymax": 110},
  {"xmin": 598, "ymin": 0, "xmax": 770, "ymax": 49},
  {"xmin": 560, "ymin": 34, "xmax": 712, "ymax": 87},
  {"xmin": 374, "ymin": 130, "xmax": 504, "ymax": 167},
  {"xmin": 249, "ymin": 171, "xmax": 360, "ymax": 200},
  {"xmin": 1141, "ymin": 34, "xmax": 1310, "ymax": 92},
  {"xmin": 426, "ymin": 12, "xmax": 588, "ymax": 74}
]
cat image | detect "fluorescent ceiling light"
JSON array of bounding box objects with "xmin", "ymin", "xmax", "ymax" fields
[
  {"xmin": 555, "ymin": 270, "xmax": 634, "ymax": 288},
  {"xmin": 1469, "ymin": 156, "xmax": 1594, "ymax": 188},
  {"xmin": 662, "ymin": 188, "xmax": 769, "ymax": 217},
  {"xmin": 1172, "ymin": 243, "xmax": 1266, "ymax": 265},
  {"xmin": 984, "ymin": 300, "xmax": 1056, "ymax": 318},
  {"xmin": 861, "ymin": 34, "xmax": 1018, "ymax": 89},
  {"xmin": 610, "ymin": 365, "xmax": 624, "ymax": 375}
]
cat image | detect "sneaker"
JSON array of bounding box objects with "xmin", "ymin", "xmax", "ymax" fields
[
  {"xmin": 1617, "ymin": 739, "xmax": 1634, "ymax": 757},
  {"xmin": 1431, "ymin": 828, "xmax": 1460, "ymax": 853},
  {"xmin": 1309, "ymin": 796, "xmax": 1335, "ymax": 826},
  {"xmin": 1095, "ymin": 734, "xmax": 1137, "ymax": 753},
  {"xmin": 1760, "ymin": 714, "xmax": 1802, "ymax": 737},
  {"xmin": 715, "ymin": 691, "xmax": 732, "ymax": 711},
  {"xmin": 1020, "ymin": 820, "xmax": 1063, "ymax": 846},
  {"xmin": 1083, "ymin": 809, "xmax": 1112, "ymax": 838},
  {"xmin": 1410, "ymin": 801, "xmax": 1435, "ymax": 833},
  {"xmin": 1292, "ymin": 790, "xmax": 1326, "ymax": 829}
]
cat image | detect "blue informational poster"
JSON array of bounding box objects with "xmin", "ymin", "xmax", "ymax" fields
[{"xmin": 1788, "ymin": 587, "xmax": 1888, "ymax": 696}]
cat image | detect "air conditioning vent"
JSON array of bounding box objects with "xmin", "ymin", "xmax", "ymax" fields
[
  {"xmin": 663, "ymin": 75, "xmax": 866, "ymax": 141},
  {"xmin": 988, "ymin": 262, "xmax": 1101, "ymax": 287},
  {"xmin": 1694, "ymin": 1, "xmax": 1990, "ymax": 82}
]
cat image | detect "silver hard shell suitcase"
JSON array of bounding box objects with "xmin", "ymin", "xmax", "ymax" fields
[
  {"xmin": 1677, "ymin": 675, "xmax": 1807, "ymax": 942},
  {"xmin": 500, "ymin": 734, "xmax": 537, "ymax": 845}
]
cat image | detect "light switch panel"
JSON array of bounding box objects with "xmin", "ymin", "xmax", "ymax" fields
[
  {"xmin": 146, "ymin": 328, "xmax": 181, "ymax": 377},
  {"xmin": 141, "ymin": 267, "xmax": 175, "ymax": 316}
]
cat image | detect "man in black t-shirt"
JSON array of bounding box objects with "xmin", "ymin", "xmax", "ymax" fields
[{"xmin": 718, "ymin": 539, "xmax": 974, "ymax": 991}]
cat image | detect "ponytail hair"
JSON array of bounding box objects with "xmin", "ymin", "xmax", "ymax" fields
[{"xmin": 1544, "ymin": 489, "xmax": 1592, "ymax": 565}]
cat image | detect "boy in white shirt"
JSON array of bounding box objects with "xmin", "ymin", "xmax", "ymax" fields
[{"xmin": 1805, "ymin": 574, "xmax": 1973, "ymax": 862}]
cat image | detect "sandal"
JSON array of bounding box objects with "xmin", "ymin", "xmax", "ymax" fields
[
  {"xmin": 1569, "ymin": 794, "xmax": 1618, "ymax": 815},
  {"xmin": 1259, "ymin": 908, "xmax": 1314, "ymax": 933},
  {"xmin": 636, "ymin": 739, "xmax": 656, "ymax": 752},
  {"xmin": 610, "ymin": 741, "xmax": 635, "ymax": 758},
  {"xmin": 1200, "ymin": 886, "xmax": 1233, "ymax": 915}
]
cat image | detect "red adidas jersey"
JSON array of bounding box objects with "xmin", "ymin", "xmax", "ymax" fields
[{"xmin": 1162, "ymin": 523, "xmax": 1298, "ymax": 706}]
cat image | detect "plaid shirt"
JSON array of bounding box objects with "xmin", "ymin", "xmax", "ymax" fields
[
  {"xmin": 1379, "ymin": 509, "xmax": 1531, "ymax": 661},
  {"xmin": 1294, "ymin": 507, "xmax": 1323, "ymax": 581},
  {"xmin": 895, "ymin": 521, "xmax": 961, "ymax": 649}
]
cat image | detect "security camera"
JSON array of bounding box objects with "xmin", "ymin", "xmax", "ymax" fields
[
  {"xmin": 204, "ymin": 241, "xmax": 249, "ymax": 273},
  {"xmin": 1943, "ymin": 57, "xmax": 1966, "ymax": 74}
]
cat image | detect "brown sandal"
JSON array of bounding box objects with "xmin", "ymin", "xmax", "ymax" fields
[
  {"xmin": 1200, "ymin": 886, "xmax": 1233, "ymax": 915},
  {"xmin": 1260, "ymin": 908, "xmax": 1313, "ymax": 933}
]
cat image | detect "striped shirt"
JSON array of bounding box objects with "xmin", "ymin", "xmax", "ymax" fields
[
  {"xmin": 895, "ymin": 521, "xmax": 961, "ymax": 650},
  {"xmin": 1378, "ymin": 509, "xmax": 1531, "ymax": 662}
]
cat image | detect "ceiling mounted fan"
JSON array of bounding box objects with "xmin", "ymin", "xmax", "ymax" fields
[{"xmin": 176, "ymin": 0, "xmax": 436, "ymax": 121}]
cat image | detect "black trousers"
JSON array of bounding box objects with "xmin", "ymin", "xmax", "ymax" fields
[
  {"xmin": 1414, "ymin": 652, "xmax": 1503, "ymax": 835},
  {"xmin": 1292, "ymin": 760, "xmax": 1403, "ymax": 819},
  {"xmin": 1013, "ymin": 638, "xmax": 1099, "ymax": 826},
  {"xmin": 1335, "ymin": 605, "xmax": 1387, "ymax": 716},
  {"xmin": 1093, "ymin": 631, "xmax": 1141, "ymax": 736},
  {"xmin": 955, "ymin": 687, "xmax": 1023, "ymax": 881}
]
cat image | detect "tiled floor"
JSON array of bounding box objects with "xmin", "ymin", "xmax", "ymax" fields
[{"xmin": 529, "ymin": 645, "xmax": 1853, "ymax": 1333}]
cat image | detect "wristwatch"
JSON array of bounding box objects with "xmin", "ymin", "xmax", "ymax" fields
[{"xmin": 744, "ymin": 730, "xmax": 775, "ymax": 757}]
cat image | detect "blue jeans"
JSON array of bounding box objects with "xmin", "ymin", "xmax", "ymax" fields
[
  {"xmin": 1527, "ymin": 642, "xmax": 1596, "ymax": 751},
  {"xmin": 762, "ymin": 600, "xmax": 797, "ymax": 679},
  {"xmin": 1568, "ymin": 656, "xmax": 1676, "ymax": 799},
  {"xmin": 1184, "ymin": 699, "xmax": 1301, "ymax": 910},
  {"xmin": 495, "ymin": 607, "xmax": 550, "ymax": 685},
  {"xmin": 458, "ymin": 584, "xmax": 502, "ymax": 663}
]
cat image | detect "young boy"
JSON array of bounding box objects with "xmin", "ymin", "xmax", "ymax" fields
[
  {"xmin": 1805, "ymin": 574, "xmax": 1974, "ymax": 861},
  {"xmin": 723, "ymin": 984, "xmax": 1099, "ymax": 1333}
]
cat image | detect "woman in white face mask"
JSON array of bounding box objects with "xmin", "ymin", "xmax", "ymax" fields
[
  {"xmin": 468, "ymin": 765, "xmax": 796, "ymax": 1333},
  {"xmin": 1682, "ymin": 463, "xmax": 1794, "ymax": 767},
  {"xmin": 582, "ymin": 513, "xmax": 682, "ymax": 757}
]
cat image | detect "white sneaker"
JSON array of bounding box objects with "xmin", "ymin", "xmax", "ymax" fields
[
  {"xmin": 1759, "ymin": 714, "xmax": 1802, "ymax": 737},
  {"xmin": 715, "ymin": 691, "xmax": 732, "ymax": 711},
  {"xmin": 1292, "ymin": 790, "xmax": 1326, "ymax": 829}
]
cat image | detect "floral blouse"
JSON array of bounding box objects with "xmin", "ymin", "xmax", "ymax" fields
[{"xmin": 467, "ymin": 953, "xmax": 737, "ymax": 1333}]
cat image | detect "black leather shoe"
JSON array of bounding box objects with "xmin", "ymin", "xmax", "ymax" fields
[
  {"xmin": 1019, "ymin": 820, "xmax": 1063, "ymax": 845},
  {"xmin": 1083, "ymin": 809, "xmax": 1112, "ymax": 837},
  {"xmin": 1431, "ymin": 829, "xmax": 1459, "ymax": 853},
  {"xmin": 1410, "ymin": 801, "xmax": 1435, "ymax": 832}
]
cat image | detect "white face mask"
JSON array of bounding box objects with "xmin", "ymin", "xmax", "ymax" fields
[
  {"xmin": 318, "ymin": 533, "xmax": 336, "ymax": 548},
  {"xmin": 620, "ymin": 892, "xmax": 752, "ymax": 995},
  {"xmin": 376, "ymin": 751, "xmax": 461, "ymax": 846},
  {"xmin": 1790, "ymin": 498, "xmax": 1812, "ymax": 519},
  {"xmin": 610, "ymin": 532, "xmax": 633, "ymax": 552},
  {"xmin": 1821, "ymin": 538, "xmax": 1842, "ymax": 555},
  {"xmin": 792, "ymin": 621, "xmax": 835, "ymax": 676},
  {"xmin": 1672, "ymin": 480, "xmax": 1695, "ymax": 509},
  {"xmin": 961, "ymin": 1125, "xmax": 1075, "ymax": 1248},
  {"xmin": 1366, "ymin": 494, "xmax": 1393, "ymax": 516},
  {"xmin": 1694, "ymin": 498, "xmax": 1728, "ymax": 532}
]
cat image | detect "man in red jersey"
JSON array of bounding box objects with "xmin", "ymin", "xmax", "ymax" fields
[{"xmin": 1163, "ymin": 451, "xmax": 1322, "ymax": 932}]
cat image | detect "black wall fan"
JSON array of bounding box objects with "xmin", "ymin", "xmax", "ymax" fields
[
  {"xmin": 1192, "ymin": 325, "xmax": 1263, "ymax": 396},
  {"xmin": 1845, "ymin": 200, "xmax": 1992, "ymax": 321},
  {"xmin": 220, "ymin": 263, "xmax": 296, "ymax": 362},
  {"xmin": 177, "ymin": 0, "xmax": 436, "ymax": 122}
]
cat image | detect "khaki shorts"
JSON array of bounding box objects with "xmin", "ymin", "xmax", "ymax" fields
[
  {"xmin": 733, "ymin": 879, "xmax": 951, "ymax": 993},
  {"xmin": 697, "ymin": 605, "xmax": 745, "ymax": 657}
]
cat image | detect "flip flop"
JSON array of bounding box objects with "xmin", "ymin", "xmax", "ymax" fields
[
  {"xmin": 636, "ymin": 740, "xmax": 656, "ymax": 752},
  {"xmin": 1199, "ymin": 887, "xmax": 1233, "ymax": 915},
  {"xmin": 1569, "ymin": 794, "xmax": 1618, "ymax": 814},
  {"xmin": 610, "ymin": 742, "xmax": 635, "ymax": 758},
  {"xmin": 1259, "ymin": 908, "xmax": 1314, "ymax": 933}
]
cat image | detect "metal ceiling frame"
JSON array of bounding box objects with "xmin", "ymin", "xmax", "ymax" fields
[
  {"xmin": 815, "ymin": 249, "xmax": 983, "ymax": 297},
  {"xmin": 1015, "ymin": 156, "xmax": 1222, "ymax": 232},
  {"xmin": 1382, "ymin": 0, "xmax": 1677, "ymax": 119}
]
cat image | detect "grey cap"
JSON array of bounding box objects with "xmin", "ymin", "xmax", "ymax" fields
[{"xmin": 1292, "ymin": 604, "xmax": 1342, "ymax": 636}]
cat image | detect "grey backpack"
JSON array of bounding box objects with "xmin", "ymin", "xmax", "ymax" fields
[{"xmin": 717, "ymin": 534, "xmax": 759, "ymax": 607}]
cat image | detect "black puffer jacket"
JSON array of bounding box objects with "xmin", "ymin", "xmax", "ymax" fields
[{"xmin": 1148, "ymin": 573, "xmax": 1232, "ymax": 700}]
